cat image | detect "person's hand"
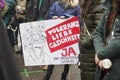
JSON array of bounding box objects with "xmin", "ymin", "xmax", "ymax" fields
[
  {"xmin": 95, "ymin": 54, "xmax": 100, "ymax": 65},
  {"xmin": 95, "ymin": 54, "xmax": 104, "ymax": 69},
  {"xmin": 60, "ymin": 16, "xmax": 65, "ymax": 19},
  {"xmin": 52, "ymin": 16, "xmax": 58, "ymax": 19},
  {"xmin": 98, "ymin": 60, "xmax": 103, "ymax": 69}
]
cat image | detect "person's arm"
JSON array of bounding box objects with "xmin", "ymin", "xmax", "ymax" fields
[
  {"xmin": 93, "ymin": 11, "xmax": 106, "ymax": 55},
  {"xmin": 94, "ymin": 10, "xmax": 120, "ymax": 60},
  {"xmin": 79, "ymin": 6, "xmax": 83, "ymax": 26},
  {"xmin": 76, "ymin": 5, "xmax": 81, "ymax": 22},
  {"xmin": 97, "ymin": 40, "xmax": 120, "ymax": 60},
  {"xmin": 49, "ymin": 2, "xmax": 58, "ymax": 19},
  {"xmin": 43, "ymin": 0, "xmax": 57, "ymax": 19},
  {"xmin": 93, "ymin": 11, "xmax": 107, "ymax": 66}
]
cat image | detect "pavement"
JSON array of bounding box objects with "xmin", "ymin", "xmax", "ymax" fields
[{"xmin": 14, "ymin": 51, "xmax": 81, "ymax": 80}]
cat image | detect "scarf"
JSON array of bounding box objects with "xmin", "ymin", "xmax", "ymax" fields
[{"xmin": 106, "ymin": 11, "xmax": 116, "ymax": 44}]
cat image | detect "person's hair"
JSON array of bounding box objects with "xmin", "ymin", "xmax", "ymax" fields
[
  {"xmin": 58, "ymin": 0, "xmax": 79, "ymax": 9},
  {"xmin": 81, "ymin": 0, "xmax": 99, "ymax": 19},
  {"xmin": 70, "ymin": 0, "xmax": 79, "ymax": 7}
]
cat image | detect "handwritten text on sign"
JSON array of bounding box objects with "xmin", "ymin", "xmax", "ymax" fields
[
  {"xmin": 46, "ymin": 17, "xmax": 80, "ymax": 52},
  {"xmin": 20, "ymin": 17, "xmax": 80, "ymax": 66}
]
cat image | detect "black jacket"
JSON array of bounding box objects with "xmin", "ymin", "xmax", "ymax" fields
[{"xmin": 0, "ymin": 12, "xmax": 22, "ymax": 80}]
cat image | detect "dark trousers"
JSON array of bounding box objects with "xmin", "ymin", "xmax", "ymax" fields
[{"xmin": 44, "ymin": 64, "xmax": 70, "ymax": 80}]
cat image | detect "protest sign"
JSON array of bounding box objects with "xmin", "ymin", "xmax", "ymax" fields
[{"xmin": 20, "ymin": 17, "xmax": 80, "ymax": 66}]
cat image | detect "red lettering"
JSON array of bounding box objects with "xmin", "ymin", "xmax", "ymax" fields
[
  {"xmin": 61, "ymin": 48, "xmax": 67, "ymax": 57},
  {"xmin": 61, "ymin": 47, "xmax": 76, "ymax": 57},
  {"xmin": 68, "ymin": 47, "xmax": 76, "ymax": 56}
]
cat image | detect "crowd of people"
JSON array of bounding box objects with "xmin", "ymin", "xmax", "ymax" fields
[{"xmin": 0, "ymin": 0, "xmax": 120, "ymax": 80}]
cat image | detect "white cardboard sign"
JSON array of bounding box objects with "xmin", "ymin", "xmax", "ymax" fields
[{"xmin": 20, "ymin": 17, "xmax": 80, "ymax": 66}]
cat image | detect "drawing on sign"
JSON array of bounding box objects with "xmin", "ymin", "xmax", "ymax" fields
[{"xmin": 22, "ymin": 22, "xmax": 51, "ymax": 64}]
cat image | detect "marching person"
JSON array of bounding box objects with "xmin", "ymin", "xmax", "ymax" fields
[
  {"xmin": 43, "ymin": 0, "xmax": 81, "ymax": 80},
  {"xmin": 77, "ymin": 0, "xmax": 108, "ymax": 80},
  {"xmin": 93, "ymin": 0, "xmax": 120, "ymax": 80}
]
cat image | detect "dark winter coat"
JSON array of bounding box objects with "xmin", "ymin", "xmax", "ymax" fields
[
  {"xmin": 94, "ymin": 7, "xmax": 120, "ymax": 80},
  {"xmin": 78, "ymin": 1, "xmax": 107, "ymax": 80},
  {"xmin": 0, "ymin": 12, "xmax": 22, "ymax": 80}
]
